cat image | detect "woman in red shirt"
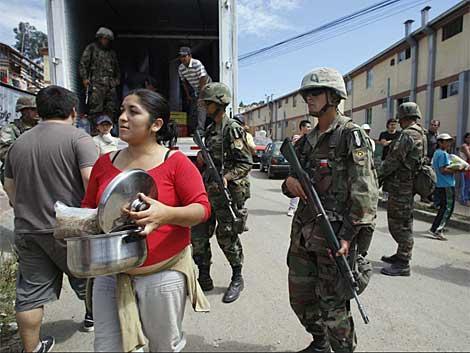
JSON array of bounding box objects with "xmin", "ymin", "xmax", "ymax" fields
[{"xmin": 82, "ymin": 89, "xmax": 210, "ymax": 352}]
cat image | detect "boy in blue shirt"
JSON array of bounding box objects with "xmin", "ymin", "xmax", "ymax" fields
[{"xmin": 429, "ymin": 133, "xmax": 464, "ymax": 240}]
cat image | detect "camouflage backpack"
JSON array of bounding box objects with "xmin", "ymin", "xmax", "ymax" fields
[{"xmin": 408, "ymin": 125, "xmax": 436, "ymax": 198}]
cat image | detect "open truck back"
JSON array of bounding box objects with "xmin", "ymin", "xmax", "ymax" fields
[{"xmin": 45, "ymin": 0, "xmax": 238, "ymax": 149}]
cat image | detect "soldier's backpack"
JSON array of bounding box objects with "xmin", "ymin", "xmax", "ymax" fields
[{"xmin": 408, "ymin": 126, "xmax": 436, "ymax": 199}]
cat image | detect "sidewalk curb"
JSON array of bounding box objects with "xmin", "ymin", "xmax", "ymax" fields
[{"xmin": 378, "ymin": 199, "xmax": 470, "ymax": 232}]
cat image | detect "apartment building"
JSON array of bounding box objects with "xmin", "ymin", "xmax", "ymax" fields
[
  {"xmin": 344, "ymin": 1, "xmax": 470, "ymax": 143},
  {"xmin": 243, "ymin": 91, "xmax": 312, "ymax": 140},
  {"xmin": 242, "ymin": 1, "xmax": 469, "ymax": 143}
]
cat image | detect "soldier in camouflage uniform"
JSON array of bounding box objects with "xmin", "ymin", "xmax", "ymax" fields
[
  {"xmin": 282, "ymin": 68, "xmax": 378, "ymax": 352},
  {"xmin": 191, "ymin": 82, "xmax": 253, "ymax": 303},
  {"xmin": 379, "ymin": 102, "xmax": 426, "ymax": 277},
  {"xmin": 79, "ymin": 27, "xmax": 120, "ymax": 120},
  {"xmin": 0, "ymin": 96, "xmax": 38, "ymax": 184}
]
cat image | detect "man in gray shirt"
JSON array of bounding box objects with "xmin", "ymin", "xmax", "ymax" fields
[{"xmin": 4, "ymin": 85, "xmax": 98, "ymax": 353}]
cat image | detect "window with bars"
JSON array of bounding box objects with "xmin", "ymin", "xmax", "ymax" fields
[{"xmin": 442, "ymin": 16, "xmax": 463, "ymax": 41}]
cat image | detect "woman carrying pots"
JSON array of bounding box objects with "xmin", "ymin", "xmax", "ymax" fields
[{"xmin": 82, "ymin": 89, "xmax": 211, "ymax": 352}]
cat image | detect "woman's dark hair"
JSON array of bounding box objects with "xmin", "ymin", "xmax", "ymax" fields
[
  {"xmin": 464, "ymin": 132, "xmax": 470, "ymax": 140},
  {"xmin": 36, "ymin": 85, "xmax": 78, "ymax": 120},
  {"xmin": 128, "ymin": 89, "xmax": 177, "ymax": 147}
]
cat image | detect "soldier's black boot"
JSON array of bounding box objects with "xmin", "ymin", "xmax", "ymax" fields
[
  {"xmin": 298, "ymin": 335, "xmax": 330, "ymax": 353},
  {"xmin": 381, "ymin": 259, "xmax": 411, "ymax": 277},
  {"xmin": 222, "ymin": 266, "xmax": 244, "ymax": 303},
  {"xmin": 198, "ymin": 266, "xmax": 214, "ymax": 291},
  {"xmin": 381, "ymin": 254, "xmax": 399, "ymax": 264}
]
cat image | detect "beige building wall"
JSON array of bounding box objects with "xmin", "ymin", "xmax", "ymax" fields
[
  {"xmin": 433, "ymin": 87, "xmax": 459, "ymax": 135},
  {"xmin": 435, "ymin": 15, "xmax": 469, "ymax": 81},
  {"xmin": 417, "ymin": 36, "xmax": 429, "ymax": 87}
]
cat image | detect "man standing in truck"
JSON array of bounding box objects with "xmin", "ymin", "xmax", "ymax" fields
[
  {"xmin": 178, "ymin": 46, "xmax": 211, "ymax": 134},
  {"xmin": 79, "ymin": 27, "xmax": 120, "ymax": 127}
]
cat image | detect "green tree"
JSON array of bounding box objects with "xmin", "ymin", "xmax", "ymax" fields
[
  {"xmin": 239, "ymin": 100, "xmax": 244, "ymax": 107},
  {"xmin": 13, "ymin": 22, "xmax": 48, "ymax": 60}
]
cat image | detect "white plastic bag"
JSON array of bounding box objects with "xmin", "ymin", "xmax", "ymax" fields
[{"xmin": 53, "ymin": 201, "xmax": 100, "ymax": 239}]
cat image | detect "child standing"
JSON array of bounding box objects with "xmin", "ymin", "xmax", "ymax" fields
[
  {"xmin": 429, "ymin": 133, "xmax": 465, "ymax": 240},
  {"xmin": 93, "ymin": 114, "xmax": 119, "ymax": 155}
]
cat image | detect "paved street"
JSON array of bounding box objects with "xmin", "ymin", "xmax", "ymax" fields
[{"xmin": 1, "ymin": 171, "xmax": 470, "ymax": 352}]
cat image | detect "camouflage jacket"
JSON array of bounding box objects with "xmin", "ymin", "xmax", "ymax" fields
[
  {"xmin": 379, "ymin": 122, "xmax": 426, "ymax": 190},
  {"xmin": 204, "ymin": 114, "xmax": 253, "ymax": 188},
  {"xmin": 79, "ymin": 42, "xmax": 120, "ymax": 86},
  {"xmin": 0, "ymin": 119, "xmax": 34, "ymax": 163},
  {"xmin": 282, "ymin": 114, "xmax": 379, "ymax": 241}
]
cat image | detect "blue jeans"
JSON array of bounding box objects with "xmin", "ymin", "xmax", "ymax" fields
[{"xmin": 460, "ymin": 173, "xmax": 470, "ymax": 204}]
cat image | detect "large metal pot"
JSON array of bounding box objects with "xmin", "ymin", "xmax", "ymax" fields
[
  {"xmin": 65, "ymin": 169, "xmax": 156, "ymax": 278},
  {"xmin": 67, "ymin": 227, "xmax": 147, "ymax": 278}
]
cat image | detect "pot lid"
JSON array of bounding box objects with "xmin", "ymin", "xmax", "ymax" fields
[{"xmin": 97, "ymin": 169, "xmax": 157, "ymax": 233}]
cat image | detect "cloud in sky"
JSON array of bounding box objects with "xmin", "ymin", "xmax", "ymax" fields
[
  {"xmin": 0, "ymin": 0, "xmax": 47, "ymax": 46},
  {"xmin": 238, "ymin": 0, "xmax": 302, "ymax": 37}
]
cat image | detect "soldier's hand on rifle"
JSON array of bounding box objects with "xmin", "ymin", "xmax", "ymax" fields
[
  {"xmin": 336, "ymin": 239, "xmax": 350, "ymax": 257},
  {"xmin": 196, "ymin": 152, "xmax": 205, "ymax": 169},
  {"xmin": 285, "ymin": 176, "xmax": 307, "ymax": 200},
  {"xmin": 222, "ymin": 176, "xmax": 229, "ymax": 188},
  {"xmin": 83, "ymin": 79, "xmax": 90, "ymax": 88}
]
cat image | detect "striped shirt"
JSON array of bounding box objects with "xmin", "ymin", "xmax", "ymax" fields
[{"xmin": 178, "ymin": 58, "xmax": 210, "ymax": 95}]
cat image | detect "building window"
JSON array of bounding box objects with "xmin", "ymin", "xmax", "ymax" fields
[
  {"xmin": 284, "ymin": 120, "xmax": 288, "ymax": 127},
  {"xmin": 442, "ymin": 16, "xmax": 463, "ymax": 41},
  {"xmin": 365, "ymin": 108, "xmax": 372, "ymax": 124},
  {"xmin": 441, "ymin": 81, "xmax": 459, "ymax": 99},
  {"xmin": 382, "ymin": 101, "xmax": 387, "ymax": 109},
  {"xmin": 346, "ymin": 80, "xmax": 352, "ymax": 94},
  {"xmin": 293, "ymin": 95, "xmax": 297, "ymax": 108},
  {"xmin": 390, "ymin": 58, "xmax": 395, "ymax": 66},
  {"xmin": 285, "ymin": 97, "xmax": 289, "ymax": 104},
  {"xmin": 398, "ymin": 47, "xmax": 411, "ymax": 62},
  {"xmin": 257, "ymin": 110, "xmax": 260, "ymax": 119},
  {"xmin": 397, "ymin": 96, "xmax": 410, "ymax": 108},
  {"xmin": 277, "ymin": 100, "xmax": 282, "ymax": 108},
  {"xmin": 366, "ymin": 70, "xmax": 373, "ymax": 89}
]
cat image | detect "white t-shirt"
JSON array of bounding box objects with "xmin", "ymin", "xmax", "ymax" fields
[{"xmin": 93, "ymin": 134, "xmax": 119, "ymax": 155}]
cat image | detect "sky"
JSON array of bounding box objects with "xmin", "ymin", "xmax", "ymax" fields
[{"xmin": 0, "ymin": 0, "xmax": 464, "ymax": 103}]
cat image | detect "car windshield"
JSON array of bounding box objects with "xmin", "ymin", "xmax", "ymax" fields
[
  {"xmin": 254, "ymin": 136, "xmax": 272, "ymax": 146},
  {"xmin": 272, "ymin": 142, "xmax": 283, "ymax": 155}
]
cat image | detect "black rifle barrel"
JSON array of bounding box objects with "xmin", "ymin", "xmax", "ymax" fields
[
  {"xmin": 280, "ymin": 138, "xmax": 369, "ymax": 324},
  {"xmin": 194, "ymin": 130, "xmax": 238, "ymax": 221}
]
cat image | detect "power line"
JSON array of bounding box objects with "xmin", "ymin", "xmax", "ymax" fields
[
  {"xmin": 238, "ymin": 0, "xmax": 428, "ymax": 65},
  {"xmin": 239, "ymin": 0, "xmax": 429, "ymax": 67}
]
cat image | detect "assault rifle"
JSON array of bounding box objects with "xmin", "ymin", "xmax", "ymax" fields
[
  {"xmin": 194, "ymin": 130, "xmax": 246, "ymax": 234},
  {"xmin": 280, "ymin": 138, "xmax": 370, "ymax": 324}
]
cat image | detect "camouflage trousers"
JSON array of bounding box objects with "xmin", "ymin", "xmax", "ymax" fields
[
  {"xmin": 287, "ymin": 221, "xmax": 357, "ymax": 352},
  {"xmin": 191, "ymin": 184, "xmax": 247, "ymax": 268},
  {"xmin": 88, "ymin": 81, "xmax": 118, "ymax": 118},
  {"xmin": 387, "ymin": 188, "xmax": 414, "ymax": 262}
]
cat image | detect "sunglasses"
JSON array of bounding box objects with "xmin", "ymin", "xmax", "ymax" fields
[{"xmin": 301, "ymin": 89, "xmax": 325, "ymax": 100}]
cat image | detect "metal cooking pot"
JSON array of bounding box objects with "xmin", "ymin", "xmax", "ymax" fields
[
  {"xmin": 67, "ymin": 227, "xmax": 147, "ymax": 278},
  {"xmin": 65, "ymin": 169, "xmax": 157, "ymax": 277}
]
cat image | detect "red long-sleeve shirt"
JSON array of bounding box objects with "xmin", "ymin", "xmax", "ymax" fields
[{"xmin": 82, "ymin": 151, "xmax": 210, "ymax": 266}]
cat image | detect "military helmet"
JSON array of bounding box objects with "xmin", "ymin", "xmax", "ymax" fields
[
  {"xmin": 300, "ymin": 67, "xmax": 347, "ymax": 100},
  {"xmin": 199, "ymin": 82, "xmax": 231, "ymax": 105},
  {"xmin": 233, "ymin": 113, "xmax": 245, "ymax": 124},
  {"xmin": 16, "ymin": 96, "xmax": 36, "ymax": 112},
  {"xmin": 396, "ymin": 102, "xmax": 422, "ymax": 120},
  {"xmin": 96, "ymin": 27, "xmax": 114, "ymax": 40}
]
